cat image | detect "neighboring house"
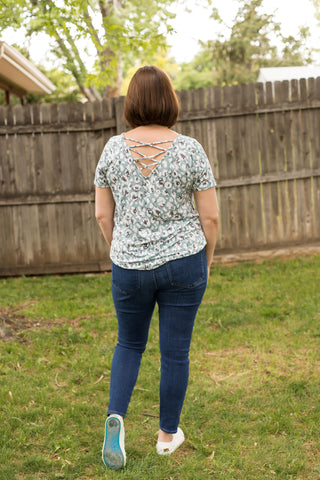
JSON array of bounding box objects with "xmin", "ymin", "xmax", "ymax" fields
[
  {"xmin": 257, "ymin": 66, "xmax": 320, "ymax": 99},
  {"xmin": 258, "ymin": 66, "xmax": 320, "ymax": 83},
  {"xmin": 0, "ymin": 41, "xmax": 55, "ymax": 104}
]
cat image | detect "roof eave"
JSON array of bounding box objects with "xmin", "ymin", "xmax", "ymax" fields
[{"xmin": 0, "ymin": 41, "xmax": 55, "ymax": 95}]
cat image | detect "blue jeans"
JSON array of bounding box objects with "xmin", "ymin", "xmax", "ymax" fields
[{"xmin": 108, "ymin": 248, "xmax": 207, "ymax": 434}]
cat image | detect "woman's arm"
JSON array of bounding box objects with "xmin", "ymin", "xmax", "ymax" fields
[
  {"xmin": 194, "ymin": 187, "xmax": 219, "ymax": 271},
  {"xmin": 95, "ymin": 186, "xmax": 115, "ymax": 247}
]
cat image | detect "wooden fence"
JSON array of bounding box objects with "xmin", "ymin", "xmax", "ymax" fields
[{"xmin": 0, "ymin": 78, "xmax": 320, "ymax": 276}]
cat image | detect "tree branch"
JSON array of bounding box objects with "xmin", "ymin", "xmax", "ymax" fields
[
  {"xmin": 98, "ymin": 0, "xmax": 108, "ymax": 18},
  {"xmin": 53, "ymin": 32, "xmax": 96, "ymax": 101},
  {"xmin": 83, "ymin": 5, "xmax": 103, "ymax": 53}
]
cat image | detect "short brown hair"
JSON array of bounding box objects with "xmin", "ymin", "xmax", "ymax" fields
[{"xmin": 124, "ymin": 66, "xmax": 179, "ymax": 128}]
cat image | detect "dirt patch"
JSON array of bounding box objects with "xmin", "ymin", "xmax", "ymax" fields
[
  {"xmin": 0, "ymin": 303, "xmax": 114, "ymax": 342},
  {"xmin": 0, "ymin": 301, "xmax": 45, "ymax": 342}
]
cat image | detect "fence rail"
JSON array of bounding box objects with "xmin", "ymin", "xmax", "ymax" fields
[{"xmin": 1, "ymin": 78, "xmax": 320, "ymax": 276}]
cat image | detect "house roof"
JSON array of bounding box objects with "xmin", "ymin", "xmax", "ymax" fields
[
  {"xmin": 258, "ymin": 66, "xmax": 320, "ymax": 83},
  {"xmin": 0, "ymin": 41, "xmax": 55, "ymax": 97}
]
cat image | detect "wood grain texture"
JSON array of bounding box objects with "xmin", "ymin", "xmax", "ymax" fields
[{"xmin": 1, "ymin": 79, "xmax": 320, "ymax": 275}]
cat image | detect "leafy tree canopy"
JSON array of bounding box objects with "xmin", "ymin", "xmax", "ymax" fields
[
  {"xmin": 0, "ymin": 0, "xmax": 182, "ymax": 101},
  {"xmin": 175, "ymin": 0, "xmax": 316, "ymax": 90},
  {"xmin": 1, "ymin": 0, "xmax": 317, "ymax": 102}
]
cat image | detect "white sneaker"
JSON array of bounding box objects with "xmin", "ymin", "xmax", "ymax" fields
[
  {"xmin": 156, "ymin": 427, "xmax": 185, "ymax": 455},
  {"xmin": 102, "ymin": 414, "xmax": 126, "ymax": 469}
]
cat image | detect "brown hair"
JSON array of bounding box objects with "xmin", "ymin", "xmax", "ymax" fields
[{"xmin": 124, "ymin": 66, "xmax": 179, "ymax": 128}]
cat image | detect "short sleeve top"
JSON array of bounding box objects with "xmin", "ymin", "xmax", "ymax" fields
[{"xmin": 94, "ymin": 133, "xmax": 216, "ymax": 270}]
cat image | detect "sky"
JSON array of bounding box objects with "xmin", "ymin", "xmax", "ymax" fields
[
  {"xmin": 3, "ymin": 0, "xmax": 320, "ymax": 67},
  {"xmin": 168, "ymin": 0, "xmax": 319, "ymax": 63}
]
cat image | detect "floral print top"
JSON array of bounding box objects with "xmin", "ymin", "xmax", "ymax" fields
[{"xmin": 94, "ymin": 133, "xmax": 216, "ymax": 270}]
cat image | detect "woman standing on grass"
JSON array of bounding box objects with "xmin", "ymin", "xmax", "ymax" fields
[{"xmin": 94, "ymin": 65, "xmax": 219, "ymax": 470}]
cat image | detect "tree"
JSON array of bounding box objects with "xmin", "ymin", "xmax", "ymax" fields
[
  {"xmin": 0, "ymin": 0, "xmax": 178, "ymax": 101},
  {"xmin": 120, "ymin": 45, "xmax": 179, "ymax": 95},
  {"xmin": 175, "ymin": 0, "xmax": 315, "ymax": 90},
  {"xmin": 0, "ymin": 43, "xmax": 83, "ymax": 104},
  {"xmin": 171, "ymin": 64, "xmax": 214, "ymax": 91},
  {"xmin": 312, "ymin": 0, "xmax": 320, "ymax": 20},
  {"xmin": 311, "ymin": 0, "xmax": 320, "ymax": 52},
  {"xmin": 26, "ymin": 68, "xmax": 84, "ymax": 103},
  {"xmin": 275, "ymin": 27, "xmax": 315, "ymax": 67}
]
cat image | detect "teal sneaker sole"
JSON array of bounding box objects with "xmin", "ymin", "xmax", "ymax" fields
[{"xmin": 102, "ymin": 417, "xmax": 125, "ymax": 470}]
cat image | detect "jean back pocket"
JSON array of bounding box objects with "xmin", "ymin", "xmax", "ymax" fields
[
  {"xmin": 166, "ymin": 249, "xmax": 206, "ymax": 288},
  {"xmin": 111, "ymin": 264, "xmax": 140, "ymax": 294}
]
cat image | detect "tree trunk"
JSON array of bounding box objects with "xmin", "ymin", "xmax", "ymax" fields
[
  {"xmin": 101, "ymin": 52, "xmax": 123, "ymax": 98},
  {"xmin": 80, "ymin": 86, "xmax": 96, "ymax": 102}
]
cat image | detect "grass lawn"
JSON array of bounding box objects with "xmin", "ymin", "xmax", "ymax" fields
[{"xmin": 0, "ymin": 255, "xmax": 319, "ymax": 480}]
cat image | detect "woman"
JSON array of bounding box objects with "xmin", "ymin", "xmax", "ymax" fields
[{"xmin": 94, "ymin": 65, "xmax": 219, "ymax": 470}]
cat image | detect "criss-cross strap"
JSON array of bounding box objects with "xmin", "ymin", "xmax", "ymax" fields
[{"xmin": 125, "ymin": 137, "xmax": 175, "ymax": 175}]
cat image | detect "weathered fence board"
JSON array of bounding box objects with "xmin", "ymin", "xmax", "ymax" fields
[{"xmin": 1, "ymin": 78, "xmax": 320, "ymax": 276}]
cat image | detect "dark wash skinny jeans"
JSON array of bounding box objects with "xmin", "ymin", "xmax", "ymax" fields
[{"xmin": 108, "ymin": 248, "xmax": 207, "ymax": 434}]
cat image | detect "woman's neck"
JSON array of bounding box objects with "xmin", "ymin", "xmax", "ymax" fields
[{"xmin": 125, "ymin": 125, "xmax": 178, "ymax": 141}]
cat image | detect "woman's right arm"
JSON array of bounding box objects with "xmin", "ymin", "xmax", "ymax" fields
[
  {"xmin": 95, "ymin": 186, "xmax": 115, "ymax": 247},
  {"xmin": 194, "ymin": 187, "xmax": 219, "ymax": 273}
]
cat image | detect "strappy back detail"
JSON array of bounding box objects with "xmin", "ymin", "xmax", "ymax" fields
[
  {"xmin": 94, "ymin": 133, "xmax": 217, "ymax": 269},
  {"xmin": 124, "ymin": 136, "xmax": 177, "ymax": 177}
]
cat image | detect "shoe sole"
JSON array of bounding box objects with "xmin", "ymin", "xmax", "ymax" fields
[{"xmin": 102, "ymin": 417, "xmax": 125, "ymax": 470}]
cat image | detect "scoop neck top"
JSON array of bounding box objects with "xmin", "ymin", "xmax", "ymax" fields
[{"xmin": 94, "ymin": 133, "xmax": 216, "ymax": 270}]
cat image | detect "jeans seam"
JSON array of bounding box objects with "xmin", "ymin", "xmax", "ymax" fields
[{"xmin": 111, "ymin": 282, "xmax": 140, "ymax": 295}]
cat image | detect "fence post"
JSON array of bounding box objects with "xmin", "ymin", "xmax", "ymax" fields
[{"xmin": 114, "ymin": 96, "xmax": 127, "ymax": 135}]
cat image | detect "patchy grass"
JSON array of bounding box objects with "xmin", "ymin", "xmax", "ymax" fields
[{"xmin": 0, "ymin": 256, "xmax": 319, "ymax": 480}]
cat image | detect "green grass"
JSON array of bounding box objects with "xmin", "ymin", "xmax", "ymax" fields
[{"xmin": 0, "ymin": 256, "xmax": 319, "ymax": 480}]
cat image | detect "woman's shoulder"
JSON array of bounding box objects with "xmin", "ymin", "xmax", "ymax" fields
[
  {"xmin": 105, "ymin": 134, "xmax": 123, "ymax": 146},
  {"xmin": 98, "ymin": 135, "xmax": 124, "ymax": 165},
  {"xmin": 101, "ymin": 134, "xmax": 124, "ymax": 155},
  {"xmin": 175, "ymin": 134, "xmax": 204, "ymax": 152}
]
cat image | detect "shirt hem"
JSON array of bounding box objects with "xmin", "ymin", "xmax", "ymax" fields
[{"xmin": 110, "ymin": 242, "xmax": 207, "ymax": 270}]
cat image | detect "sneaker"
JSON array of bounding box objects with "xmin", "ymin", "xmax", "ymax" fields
[
  {"xmin": 156, "ymin": 427, "xmax": 185, "ymax": 455},
  {"xmin": 102, "ymin": 414, "xmax": 126, "ymax": 469}
]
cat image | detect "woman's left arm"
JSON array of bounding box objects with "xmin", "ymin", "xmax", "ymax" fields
[{"xmin": 95, "ymin": 186, "xmax": 115, "ymax": 247}]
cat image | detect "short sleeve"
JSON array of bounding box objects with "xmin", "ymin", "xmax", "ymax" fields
[
  {"xmin": 192, "ymin": 141, "xmax": 216, "ymax": 191},
  {"xmin": 94, "ymin": 142, "xmax": 111, "ymax": 188}
]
